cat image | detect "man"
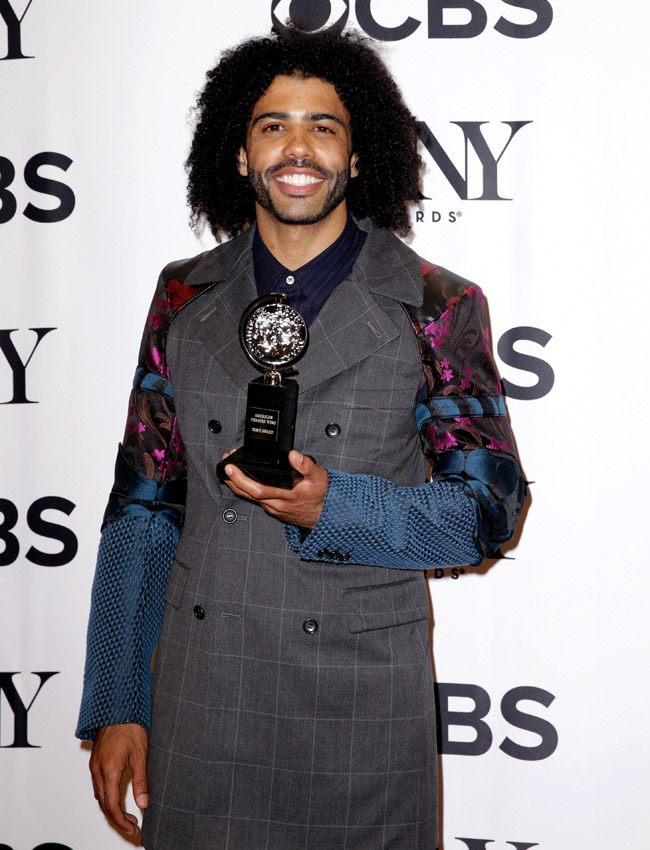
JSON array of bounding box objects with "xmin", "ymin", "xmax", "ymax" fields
[{"xmin": 77, "ymin": 25, "xmax": 525, "ymax": 850}]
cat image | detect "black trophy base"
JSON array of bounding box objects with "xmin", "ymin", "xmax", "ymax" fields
[{"xmin": 217, "ymin": 447, "xmax": 302, "ymax": 489}]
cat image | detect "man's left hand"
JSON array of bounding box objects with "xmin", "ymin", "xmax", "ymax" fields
[{"xmin": 222, "ymin": 449, "xmax": 328, "ymax": 529}]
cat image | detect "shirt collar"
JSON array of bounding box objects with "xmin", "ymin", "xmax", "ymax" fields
[{"xmin": 252, "ymin": 215, "xmax": 367, "ymax": 324}]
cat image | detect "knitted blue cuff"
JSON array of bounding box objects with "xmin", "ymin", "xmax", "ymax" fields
[
  {"xmin": 285, "ymin": 468, "xmax": 481, "ymax": 569},
  {"xmin": 76, "ymin": 512, "xmax": 180, "ymax": 741}
]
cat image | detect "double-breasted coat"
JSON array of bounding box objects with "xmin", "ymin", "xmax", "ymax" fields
[{"xmin": 77, "ymin": 220, "xmax": 525, "ymax": 850}]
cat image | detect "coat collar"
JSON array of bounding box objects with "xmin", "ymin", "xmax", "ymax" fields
[{"xmin": 183, "ymin": 219, "xmax": 424, "ymax": 393}]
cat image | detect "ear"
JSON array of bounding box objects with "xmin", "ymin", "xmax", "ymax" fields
[
  {"xmin": 350, "ymin": 153, "xmax": 359, "ymax": 179},
  {"xmin": 237, "ymin": 147, "xmax": 248, "ymax": 177}
]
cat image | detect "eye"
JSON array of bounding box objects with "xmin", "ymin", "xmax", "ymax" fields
[{"xmin": 271, "ymin": 0, "xmax": 349, "ymax": 34}]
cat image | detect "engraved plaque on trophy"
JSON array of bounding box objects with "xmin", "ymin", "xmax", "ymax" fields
[{"xmin": 216, "ymin": 293, "xmax": 309, "ymax": 489}]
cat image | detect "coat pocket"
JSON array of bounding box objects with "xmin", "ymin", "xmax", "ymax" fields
[
  {"xmin": 344, "ymin": 575, "xmax": 430, "ymax": 634},
  {"xmin": 164, "ymin": 558, "xmax": 191, "ymax": 609}
]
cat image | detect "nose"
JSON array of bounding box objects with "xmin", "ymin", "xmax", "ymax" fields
[{"xmin": 282, "ymin": 124, "xmax": 315, "ymax": 161}]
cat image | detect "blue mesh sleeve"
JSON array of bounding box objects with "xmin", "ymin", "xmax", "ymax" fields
[
  {"xmin": 75, "ymin": 511, "xmax": 179, "ymax": 741},
  {"xmin": 285, "ymin": 468, "xmax": 481, "ymax": 569}
]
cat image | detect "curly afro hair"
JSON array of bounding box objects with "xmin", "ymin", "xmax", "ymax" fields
[{"xmin": 186, "ymin": 26, "xmax": 422, "ymax": 240}]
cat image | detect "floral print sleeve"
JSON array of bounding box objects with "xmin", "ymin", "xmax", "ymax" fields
[
  {"xmin": 408, "ymin": 262, "xmax": 526, "ymax": 555},
  {"xmin": 104, "ymin": 258, "xmax": 213, "ymax": 526}
]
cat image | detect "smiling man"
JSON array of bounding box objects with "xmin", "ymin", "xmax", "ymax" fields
[{"xmin": 77, "ymin": 25, "xmax": 525, "ymax": 850}]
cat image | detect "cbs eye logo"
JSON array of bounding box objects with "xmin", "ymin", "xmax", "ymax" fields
[{"xmin": 272, "ymin": 0, "xmax": 349, "ymax": 33}]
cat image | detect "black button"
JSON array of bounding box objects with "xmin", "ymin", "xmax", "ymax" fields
[
  {"xmin": 223, "ymin": 508, "xmax": 237, "ymax": 523},
  {"xmin": 303, "ymin": 618, "xmax": 318, "ymax": 634},
  {"xmin": 208, "ymin": 419, "xmax": 222, "ymax": 433},
  {"xmin": 193, "ymin": 605, "xmax": 205, "ymax": 620},
  {"xmin": 325, "ymin": 423, "xmax": 341, "ymax": 438}
]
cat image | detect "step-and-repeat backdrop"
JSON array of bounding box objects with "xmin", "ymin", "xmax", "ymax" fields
[{"xmin": 2, "ymin": 2, "xmax": 648, "ymax": 849}]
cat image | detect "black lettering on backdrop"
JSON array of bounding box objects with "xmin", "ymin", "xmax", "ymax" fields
[
  {"xmin": 356, "ymin": 0, "xmax": 420, "ymax": 41},
  {"xmin": 0, "ymin": 498, "xmax": 77, "ymax": 567},
  {"xmin": 495, "ymin": 0, "xmax": 553, "ymax": 38},
  {"xmin": 26, "ymin": 497, "xmax": 78, "ymax": 567},
  {"xmin": 497, "ymin": 326, "xmax": 555, "ymax": 400},
  {"xmin": 271, "ymin": 0, "xmax": 553, "ymax": 39},
  {"xmin": 0, "ymin": 154, "xmax": 74, "ymax": 223},
  {"xmin": 0, "ymin": 671, "xmax": 58, "ymax": 747},
  {"xmin": 0, "ymin": 327, "xmax": 56, "ymax": 404},
  {"xmin": 436, "ymin": 683, "xmax": 493, "ymax": 756},
  {"xmin": 428, "ymin": 0, "xmax": 488, "ymax": 39},
  {"xmin": 0, "ymin": 0, "xmax": 36, "ymax": 60},
  {"xmin": 500, "ymin": 685, "xmax": 558, "ymax": 760},
  {"xmin": 0, "ymin": 155, "xmax": 17, "ymax": 223},
  {"xmin": 418, "ymin": 121, "xmax": 532, "ymax": 201},
  {"xmin": 0, "ymin": 498, "xmax": 19, "ymax": 567},
  {"xmin": 436, "ymin": 683, "xmax": 557, "ymax": 760},
  {"xmin": 23, "ymin": 152, "xmax": 75, "ymax": 222}
]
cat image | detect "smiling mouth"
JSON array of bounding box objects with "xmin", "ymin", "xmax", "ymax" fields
[{"xmin": 275, "ymin": 173, "xmax": 324, "ymax": 186}]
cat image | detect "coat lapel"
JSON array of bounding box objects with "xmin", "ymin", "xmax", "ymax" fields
[
  {"xmin": 185, "ymin": 227, "xmax": 260, "ymax": 387},
  {"xmin": 296, "ymin": 222, "xmax": 424, "ymax": 393},
  {"xmin": 182, "ymin": 220, "xmax": 425, "ymax": 393}
]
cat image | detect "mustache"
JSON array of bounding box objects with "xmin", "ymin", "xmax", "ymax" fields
[{"xmin": 265, "ymin": 159, "xmax": 332, "ymax": 179}]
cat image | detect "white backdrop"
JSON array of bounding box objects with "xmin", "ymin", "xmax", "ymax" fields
[{"xmin": 1, "ymin": 2, "xmax": 648, "ymax": 849}]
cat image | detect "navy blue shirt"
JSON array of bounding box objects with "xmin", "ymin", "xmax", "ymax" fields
[{"xmin": 253, "ymin": 216, "xmax": 367, "ymax": 326}]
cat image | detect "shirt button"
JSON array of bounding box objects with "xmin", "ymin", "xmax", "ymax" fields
[
  {"xmin": 223, "ymin": 508, "xmax": 237, "ymax": 523},
  {"xmin": 303, "ymin": 618, "xmax": 318, "ymax": 635},
  {"xmin": 285, "ymin": 275, "xmax": 295, "ymax": 285},
  {"xmin": 194, "ymin": 605, "xmax": 205, "ymax": 620},
  {"xmin": 325, "ymin": 423, "xmax": 341, "ymax": 438},
  {"xmin": 208, "ymin": 419, "xmax": 222, "ymax": 433}
]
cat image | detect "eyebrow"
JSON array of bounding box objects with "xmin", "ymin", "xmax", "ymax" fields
[{"xmin": 251, "ymin": 111, "xmax": 346, "ymax": 129}]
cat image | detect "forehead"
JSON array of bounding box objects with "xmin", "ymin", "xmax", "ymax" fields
[{"xmin": 249, "ymin": 74, "xmax": 350, "ymax": 126}]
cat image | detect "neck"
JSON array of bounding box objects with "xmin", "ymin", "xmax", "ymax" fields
[{"xmin": 254, "ymin": 203, "xmax": 348, "ymax": 270}]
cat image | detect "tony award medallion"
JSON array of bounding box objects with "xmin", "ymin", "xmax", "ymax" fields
[{"xmin": 217, "ymin": 293, "xmax": 309, "ymax": 489}]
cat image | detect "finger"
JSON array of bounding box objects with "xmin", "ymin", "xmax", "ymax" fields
[
  {"xmin": 224, "ymin": 464, "xmax": 270, "ymax": 500},
  {"xmin": 90, "ymin": 770, "xmax": 102, "ymax": 806},
  {"xmin": 101, "ymin": 766, "xmax": 139, "ymax": 835},
  {"xmin": 89, "ymin": 753, "xmax": 104, "ymax": 809},
  {"xmin": 131, "ymin": 749, "xmax": 149, "ymax": 810}
]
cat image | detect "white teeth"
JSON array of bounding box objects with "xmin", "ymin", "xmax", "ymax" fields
[{"xmin": 276, "ymin": 173, "xmax": 323, "ymax": 186}]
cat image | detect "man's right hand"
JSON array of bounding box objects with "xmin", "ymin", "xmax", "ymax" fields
[{"xmin": 89, "ymin": 723, "xmax": 149, "ymax": 836}]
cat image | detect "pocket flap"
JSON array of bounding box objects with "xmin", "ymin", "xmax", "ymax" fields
[{"xmin": 345, "ymin": 575, "xmax": 430, "ymax": 634}]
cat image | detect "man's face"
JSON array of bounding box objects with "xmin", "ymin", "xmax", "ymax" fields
[{"xmin": 237, "ymin": 74, "xmax": 358, "ymax": 226}]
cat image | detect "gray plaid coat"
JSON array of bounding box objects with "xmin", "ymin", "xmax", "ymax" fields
[{"xmin": 141, "ymin": 223, "xmax": 439, "ymax": 849}]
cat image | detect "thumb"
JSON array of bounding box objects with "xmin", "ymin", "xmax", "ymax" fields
[
  {"xmin": 131, "ymin": 756, "xmax": 149, "ymax": 809},
  {"xmin": 289, "ymin": 450, "xmax": 314, "ymax": 476}
]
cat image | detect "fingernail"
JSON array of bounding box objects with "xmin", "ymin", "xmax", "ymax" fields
[
  {"xmin": 137, "ymin": 793, "xmax": 149, "ymax": 808},
  {"xmin": 225, "ymin": 465, "xmax": 233, "ymax": 476},
  {"xmin": 295, "ymin": 452, "xmax": 303, "ymax": 462}
]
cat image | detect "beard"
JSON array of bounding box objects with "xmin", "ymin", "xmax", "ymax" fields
[{"xmin": 247, "ymin": 159, "xmax": 350, "ymax": 225}]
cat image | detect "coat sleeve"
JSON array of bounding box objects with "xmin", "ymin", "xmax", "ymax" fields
[
  {"xmin": 285, "ymin": 279, "xmax": 526, "ymax": 570},
  {"xmin": 76, "ymin": 260, "xmax": 205, "ymax": 741}
]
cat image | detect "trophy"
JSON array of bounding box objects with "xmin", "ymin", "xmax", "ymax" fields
[{"xmin": 217, "ymin": 293, "xmax": 309, "ymax": 489}]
